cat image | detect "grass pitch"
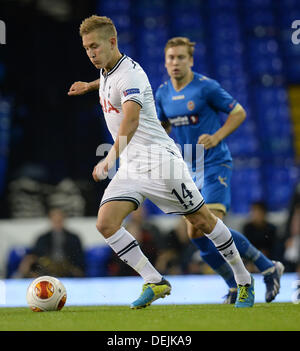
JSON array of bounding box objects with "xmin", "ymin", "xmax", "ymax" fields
[{"xmin": 0, "ymin": 303, "xmax": 299, "ymax": 331}]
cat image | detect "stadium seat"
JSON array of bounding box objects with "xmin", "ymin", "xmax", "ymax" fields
[
  {"xmin": 227, "ymin": 133, "xmax": 260, "ymax": 158},
  {"xmin": 170, "ymin": 0, "xmax": 203, "ymax": 11},
  {"xmin": 210, "ymin": 11, "xmax": 240, "ymax": 27},
  {"xmin": 85, "ymin": 246, "xmax": 112, "ymax": 277},
  {"xmin": 97, "ymin": 0, "xmax": 131, "ymax": 13},
  {"xmin": 247, "ymin": 38, "xmax": 283, "ymax": 76},
  {"xmin": 6, "ymin": 247, "xmax": 30, "ymax": 278},
  {"xmin": 243, "ymin": 9, "xmax": 275, "ymax": 29},
  {"xmin": 213, "ymin": 42, "xmax": 243, "ymax": 57},
  {"xmin": 263, "ymin": 163, "xmax": 299, "ymax": 210},
  {"xmin": 135, "ymin": 0, "xmax": 167, "ymax": 16},
  {"xmin": 137, "ymin": 29, "xmax": 169, "ymax": 49},
  {"xmin": 275, "ymin": 0, "xmax": 300, "ymax": 9},
  {"xmin": 118, "ymin": 44, "xmax": 135, "ymax": 59},
  {"xmin": 207, "ymin": 0, "xmax": 238, "ymax": 10},
  {"xmin": 107, "ymin": 14, "xmax": 132, "ymax": 30},
  {"xmin": 277, "ymin": 9, "xmax": 300, "ymax": 28},
  {"xmin": 231, "ymin": 162, "xmax": 264, "ymax": 214},
  {"xmin": 242, "ymin": 0, "xmax": 273, "ymax": 9},
  {"xmin": 172, "ymin": 12, "xmax": 203, "ymax": 29}
]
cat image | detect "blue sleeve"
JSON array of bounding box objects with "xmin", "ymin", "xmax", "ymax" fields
[
  {"xmin": 155, "ymin": 88, "xmax": 168, "ymax": 122},
  {"xmin": 206, "ymin": 80, "xmax": 238, "ymax": 114}
]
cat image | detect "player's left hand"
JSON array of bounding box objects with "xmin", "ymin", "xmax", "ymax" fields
[
  {"xmin": 197, "ymin": 133, "xmax": 220, "ymax": 149},
  {"xmin": 92, "ymin": 161, "xmax": 109, "ymax": 182},
  {"xmin": 68, "ymin": 81, "xmax": 89, "ymax": 96}
]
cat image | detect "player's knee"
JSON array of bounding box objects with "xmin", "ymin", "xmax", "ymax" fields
[
  {"xmin": 193, "ymin": 220, "xmax": 212, "ymax": 235},
  {"xmin": 96, "ymin": 219, "xmax": 119, "ymax": 238},
  {"xmin": 187, "ymin": 225, "xmax": 205, "ymax": 239},
  {"xmin": 185, "ymin": 208, "xmax": 216, "ymax": 234},
  {"xmin": 186, "ymin": 215, "xmax": 208, "ymax": 233}
]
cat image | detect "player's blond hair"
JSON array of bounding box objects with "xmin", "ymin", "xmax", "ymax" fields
[
  {"xmin": 164, "ymin": 37, "xmax": 195, "ymax": 57},
  {"xmin": 79, "ymin": 15, "xmax": 117, "ymax": 39}
]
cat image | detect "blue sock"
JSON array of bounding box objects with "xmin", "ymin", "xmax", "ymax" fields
[
  {"xmin": 229, "ymin": 228, "xmax": 274, "ymax": 272},
  {"xmin": 191, "ymin": 236, "xmax": 237, "ymax": 289}
]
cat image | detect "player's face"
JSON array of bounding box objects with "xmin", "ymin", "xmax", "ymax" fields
[
  {"xmin": 82, "ymin": 30, "xmax": 113, "ymax": 69},
  {"xmin": 165, "ymin": 45, "xmax": 193, "ymax": 80}
]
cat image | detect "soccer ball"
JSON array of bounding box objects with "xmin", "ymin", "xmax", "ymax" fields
[{"xmin": 26, "ymin": 276, "xmax": 67, "ymax": 312}]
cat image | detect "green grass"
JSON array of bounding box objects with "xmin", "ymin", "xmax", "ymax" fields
[{"xmin": 0, "ymin": 303, "xmax": 299, "ymax": 331}]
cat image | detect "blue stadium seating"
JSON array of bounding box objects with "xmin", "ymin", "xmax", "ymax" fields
[
  {"xmin": 6, "ymin": 245, "xmax": 113, "ymax": 278},
  {"xmin": 244, "ymin": 10, "xmax": 275, "ymax": 30},
  {"xmin": 263, "ymin": 162, "xmax": 299, "ymax": 211},
  {"xmin": 172, "ymin": 12, "xmax": 204, "ymax": 29},
  {"xmin": 6, "ymin": 247, "xmax": 30, "ymax": 278},
  {"xmin": 275, "ymin": 0, "xmax": 300, "ymax": 9},
  {"xmin": 243, "ymin": 0, "xmax": 273, "ymax": 9},
  {"xmin": 96, "ymin": 0, "xmax": 131, "ymax": 13},
  {"xmin": 170, "ymin": 0, "xmax": 203, "ymax": 11},
  {"xmin": 135, "ymin": 0, "xmax": 167, "ymax": 16},
  {"xmin": 231, "ymin": 160, "xmax": 264, "ymax": 214},
  {"xmin": 84, "ymin": 246, "xmax": 112, "ymax": 277},
  {"xmin": 247, "ymin": 38, "xmax": 283, "ymax": 76},
  {"xmin": 276, "ymin": 9, "xmax": 300, "ymax": 28},
  {"xmin": 207, "ymin": 0, "xmax": 238, "ymax": 11},
  {"xmin": 109, "ymin": 14, "xmax": 132, "ymax": 30}
]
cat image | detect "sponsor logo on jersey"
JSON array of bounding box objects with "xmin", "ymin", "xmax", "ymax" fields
[
  {"xmin": 189, "ymin": 115, "xmax": 199, "ymax": 124},
  {"xmin": 100, "ymin": 97, "xmax": 120, "ymax": 114},
  {"xmin": 169, "ymin": 115, "xmax": 199, "ymax": 127},
  {"xmin": 123, "ymin": 88, "xmax": 140, "ymax": 96}
]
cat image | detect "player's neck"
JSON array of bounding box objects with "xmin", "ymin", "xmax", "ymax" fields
[
  {"xmin": 171, "ymin": 71, "xmax": 194, "ymax": 92},
  {"xmin": 104, "ymin": 50, "xmax": 123, "ymax": 74}
]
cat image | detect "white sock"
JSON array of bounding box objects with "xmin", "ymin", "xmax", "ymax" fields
[
  {"xmin": 205, "ymin": 218, "xmax": 251, "ymax": 286},
  {"xmin": 105, "ymin": 227, "xmax": 162, "ymax": 284}
]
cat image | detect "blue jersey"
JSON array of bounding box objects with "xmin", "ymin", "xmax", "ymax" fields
[{"xmin": 155, "ymin": 72, "xmax": 237, "ymax": 171}]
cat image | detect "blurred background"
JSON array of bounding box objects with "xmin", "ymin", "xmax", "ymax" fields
[{"xmin": 1, "ymin": 0, "xmax": 300, "ymax": 294}]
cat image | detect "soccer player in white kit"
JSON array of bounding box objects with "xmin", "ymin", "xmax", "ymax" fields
[{"xmin": 68, "ymin": 15, "xmax": 254, "ymax": 308}]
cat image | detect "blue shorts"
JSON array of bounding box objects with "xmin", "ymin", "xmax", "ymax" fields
[{"xmin": 195, "ymin": 162, "xmax": 233, "ymax": 214}]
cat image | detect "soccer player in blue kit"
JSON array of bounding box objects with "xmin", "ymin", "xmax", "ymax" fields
[{"xmin": 155, "ymin": 37, "xmax": 284, "ymax": 303}]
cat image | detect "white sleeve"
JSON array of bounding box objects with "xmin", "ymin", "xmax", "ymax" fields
[{"xmin": 117, "ymin": 69, "xmax": 146, "ymax": 108}]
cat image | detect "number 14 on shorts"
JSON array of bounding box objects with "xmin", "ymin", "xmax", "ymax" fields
[{"xmin": 172, "ymin": 183, "xmax": 194, "ymax": 209}]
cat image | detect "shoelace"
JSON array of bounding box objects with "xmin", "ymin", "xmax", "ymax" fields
[
  {"xmin": 141, "ymin": 284, "xmax": 149, "ymax": 293},
  {"xmin": 237, "ymin": 286, "xmax": 249, "ymax": 302}
]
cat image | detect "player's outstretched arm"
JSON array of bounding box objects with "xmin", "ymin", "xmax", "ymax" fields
[
  {"xmin": 198, "ymin": 103, "xmax": 246, "ymax": 149},
  {"xmin": 68, "ymin": 79, "xmax": 100, "ymax": 96}
]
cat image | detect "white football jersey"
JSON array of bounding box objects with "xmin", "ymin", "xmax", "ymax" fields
[{"xmin": 98, "ymin": 55, "xmax": 180, "ymax": 171}]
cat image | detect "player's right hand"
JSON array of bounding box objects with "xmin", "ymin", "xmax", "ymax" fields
[
  {"xmin": 68, "ymin": 81, "xmax": 89, "ymax": 96},
  {"xmin": 92, "ymin": 161, "xmax": 109, "ymax": 182},
  {"xmin": 197, "ymin": 133, "xmax": 220, "ymax": 149}
]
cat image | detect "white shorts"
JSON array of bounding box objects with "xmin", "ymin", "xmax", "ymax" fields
[{"xmin": 100, "ymin": 155, "xmax": 205, "ymax": 215}]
